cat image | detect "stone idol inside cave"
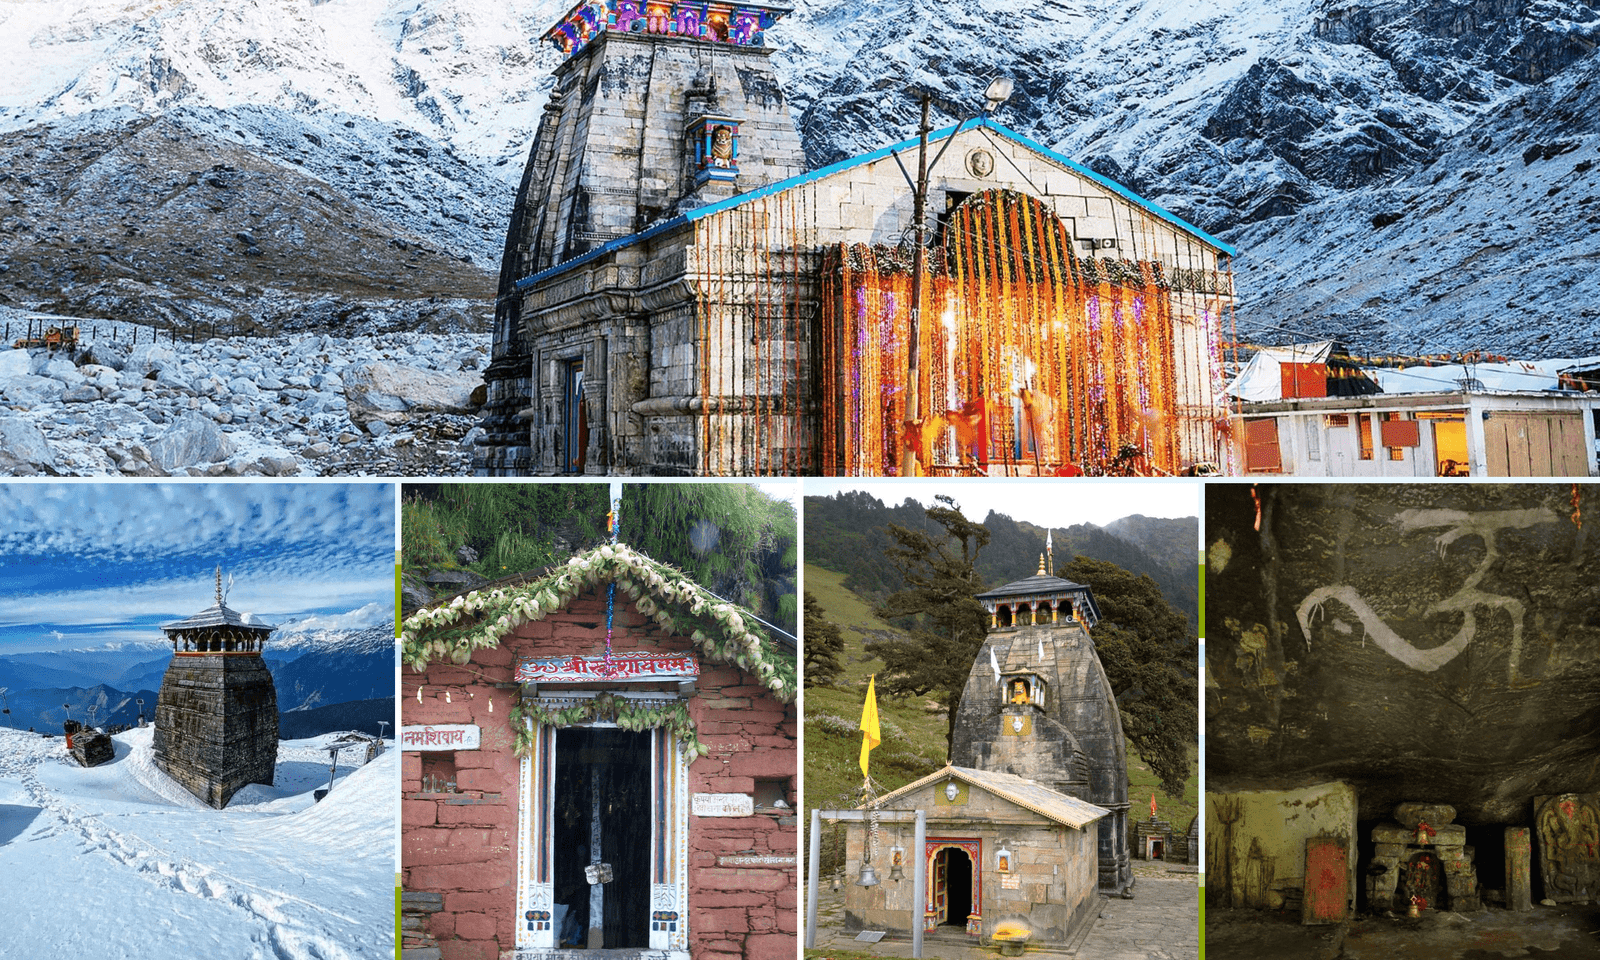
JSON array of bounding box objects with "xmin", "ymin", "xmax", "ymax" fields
[{"xmin": 1205, "ymin": 483, "xmax": 1600, "ymax": 957}]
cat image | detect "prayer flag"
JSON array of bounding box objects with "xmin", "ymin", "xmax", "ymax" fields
[{"xmin": 859, "ymin": 675, "xmax": 881, "ymax": 779}]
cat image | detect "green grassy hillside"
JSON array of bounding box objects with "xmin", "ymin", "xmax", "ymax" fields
[{"xmin": 803, "ymin": 562, "xmax": 1198, "ymax": 876}]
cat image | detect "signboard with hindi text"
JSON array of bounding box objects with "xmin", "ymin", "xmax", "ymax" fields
[
  {"xmin": 401, "ymin": 724, "xmax": 481, "ymax": 751},
  {"xmin": 515, "ymin": 651, "xmax": 699, "ymax": 684}
]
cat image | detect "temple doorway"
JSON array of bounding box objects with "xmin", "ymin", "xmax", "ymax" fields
[{"xmin": 553, "ymin": 727, "xmax": 651, "ymax": 948}]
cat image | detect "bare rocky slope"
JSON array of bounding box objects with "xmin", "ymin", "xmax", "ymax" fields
[{"xmin": 0, "ymin": 0, "xmax": 1596, "ymax": 474}]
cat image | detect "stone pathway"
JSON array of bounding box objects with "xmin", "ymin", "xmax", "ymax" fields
[{"xmin": 807, "ymin": 869, "xmax": 1198, "ymax": 960}]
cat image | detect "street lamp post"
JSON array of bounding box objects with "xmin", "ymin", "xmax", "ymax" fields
[{"xmin": 897, "ymin": 78, "xmax": 1014, "ymax": 477}]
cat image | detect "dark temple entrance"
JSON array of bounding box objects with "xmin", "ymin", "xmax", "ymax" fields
[
  {"xmin": 554, "ymin": 727, "xmax": 651, "ymax": 948},
  {"xmin": 942, "ymin": 848, "xmax": 974, "ymax": 927}
]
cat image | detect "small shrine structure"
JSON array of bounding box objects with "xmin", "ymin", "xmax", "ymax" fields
[
  {"xmin": 152, "ymin": 567, "xmax": 278, "ymax": 809},
  {"xmin": 400, "ymin": 512, "xmax": 798, "ymax": 960}
]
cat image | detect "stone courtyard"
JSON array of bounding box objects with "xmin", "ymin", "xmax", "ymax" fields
[{"xmin": 808, "ymin": 863, "xmax": 1198, "ymax": 960}]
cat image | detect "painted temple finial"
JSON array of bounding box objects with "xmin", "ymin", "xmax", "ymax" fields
[
  {"xmin": 1036, "ymin": 553, "xmax": 1046, "ymax": 577},
  {"xmin": 214, "ymin": 564, "xmax": 223, "ymax": 606}
]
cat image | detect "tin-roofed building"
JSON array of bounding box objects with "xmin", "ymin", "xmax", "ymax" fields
[{"xmin": 153, "ymin": 567, "xmax": 278, "ymax": 809}]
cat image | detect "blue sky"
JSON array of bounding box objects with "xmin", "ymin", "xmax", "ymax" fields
[{"xmin": 0, "ymin": 483, "xmax": 396, "ymax": 653}]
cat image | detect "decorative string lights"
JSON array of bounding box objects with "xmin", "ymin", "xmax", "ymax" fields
[{"xmin": 819, "ymin": 189, "xmax": 1228, "ymax": 476}]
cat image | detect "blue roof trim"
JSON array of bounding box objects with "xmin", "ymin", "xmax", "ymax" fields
[{"xmin": 513, "ymin": 117, "xmax": 1234, "ymax": 289}]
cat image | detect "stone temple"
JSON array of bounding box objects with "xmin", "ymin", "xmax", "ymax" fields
[
  {"xmin": 153, "ymin": 569, "xmax": 278, "ymax": 809},
  {"xmin": 840, "ymin": 548, "xmax": 1134, "ymax": 948},
  {"xmin": 478, "ymin": 0, "xmax": 1237, "ymax": 476}
]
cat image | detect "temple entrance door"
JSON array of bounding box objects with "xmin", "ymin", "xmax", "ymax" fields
[
  {"xmin": 931, "ymin": 849, "xmax": 949, "ymax": 925},
  {"xmin": 941, "ymin": 848, "xmax": 973, "ymax": 928},
  {"xmin": 563, "ymin": 359, "xmax": 585, "ymax": 473},
  {"xmin": 554, "ymin": 727, "xmax": 651, "ymax": 949}
]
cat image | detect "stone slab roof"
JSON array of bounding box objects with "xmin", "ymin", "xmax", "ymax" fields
[
  {"xmin": 975, "ymin": 574, "xmax": 1091, "ymax": 600},
  {"xmin": 161, "ymin": 602, "xmax": 273, "ymax": 633},
  {"xmin": 864, "ymin": 764, "xmax": 1110, "ymax": 830}
]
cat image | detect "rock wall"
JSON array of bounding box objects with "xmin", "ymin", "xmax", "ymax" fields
[
  {"xmin": 1206, "ymin": 483, "xmax": 1600, "ymax": 825},
  {"xmin": 1205, "ymin": 782, "xmax": 1358, "ymax": 912},
  {"xmin": 401, "ymin": 591, "xmax": 797, "ymax": 960}
]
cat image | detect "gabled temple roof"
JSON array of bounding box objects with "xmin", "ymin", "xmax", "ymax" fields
[
  {"xmin": 514, "ymin": 117, "xmax": 1235, "ymax": 291},
  {"xmin": 161, "ymin": 602, "xmax": 273, "ymax": 633},
  {"xmin": 864, "ymin": 764, "xmax": 1109, "ymax": 830}
]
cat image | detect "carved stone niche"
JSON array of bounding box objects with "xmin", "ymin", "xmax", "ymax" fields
[
  {"xmin": 1534, "ymin": 793, "xmax": 1600, "ymax": 903},
  {"xmin": 1366, "ymin": 803, "xmax": 1481, "ymax": 913}
]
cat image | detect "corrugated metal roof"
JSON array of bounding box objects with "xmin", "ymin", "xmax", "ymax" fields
[
  {"xmin": 513, "ymin": 118, "xmax": 1236, "ymax": 291},
  {"xmin": 161, "ymin": 603, "xmax": 274, "ymax": 633},
  {"xmin": 864, "ymin": 764, "xmax": 1109, "ymax": 830}
]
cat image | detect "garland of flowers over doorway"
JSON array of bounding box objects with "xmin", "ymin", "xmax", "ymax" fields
[{"xmin": 401, "ymin": 540, "xmax": 796, "ymax": 761}]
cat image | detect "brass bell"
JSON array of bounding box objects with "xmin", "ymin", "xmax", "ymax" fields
[
  {"xmin": 831, "ymin": 873, "xmax": 843, "ymax": 893},
  {"xmin": 889, "ymin": 845, "xmax": 906, "ymax": 882},
  {"xmin": 856, "ymin": 864, "xmax": 881, "ymax": 887}
]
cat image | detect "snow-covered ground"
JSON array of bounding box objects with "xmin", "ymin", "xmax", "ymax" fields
[{"xmin": 0, "ymin": 726, "xmax": 395, "ymax": 959}]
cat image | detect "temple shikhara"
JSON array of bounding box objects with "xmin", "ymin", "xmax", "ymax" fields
[
  {"xmin": 152, "ymin": 568, "xmax": 279, "ymax": 809},
  {"xmin": 832, "ymin": 544, "xmax": 1133, "ymax": 950},
  {"xmin": 477, "ymin": 0, "xmax": 1236, "ymax": 477}
]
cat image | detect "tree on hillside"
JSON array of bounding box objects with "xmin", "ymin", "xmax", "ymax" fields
[
  {"xmin": 865, "ymin": 496, "xmax": 991, "ymax": 754},
  {"xmin": 1058, "ymin": 555, "xmax": 1197, "ymax": 796},
  {"xmin": 803, "ymin": 592, "xmax": 846, "ymax": 688}
]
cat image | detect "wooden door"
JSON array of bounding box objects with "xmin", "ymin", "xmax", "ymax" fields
[{"xmin": 932, "ymin": 849, "xmax": 949, "ymax": 925}]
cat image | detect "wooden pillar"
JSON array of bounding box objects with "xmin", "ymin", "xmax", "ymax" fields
[{"xmin": 1506, "ymin": 826, "xmax": 1532, "ymax": 911}]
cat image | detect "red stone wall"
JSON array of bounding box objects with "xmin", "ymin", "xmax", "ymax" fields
[{"xmin": 402, "ymin": 589, "xmax": 798, "ymax": 960}]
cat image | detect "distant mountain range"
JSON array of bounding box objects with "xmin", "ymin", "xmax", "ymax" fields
[
  {"xmin": 2, "ymin": 0, "xmax": 1594, "ymax": 354},
  {"xmin": 0, "ymin": 613, "xmax": 393, "ymax": 734},
  {"xmin": 803, "ymin": 492, "xmax": 1198, "ymax": 628}
]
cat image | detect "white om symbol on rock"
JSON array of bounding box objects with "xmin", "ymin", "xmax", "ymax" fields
[{"xmin": 1295, "ymin": 507, "xmax": 1557, "ymax": 683}]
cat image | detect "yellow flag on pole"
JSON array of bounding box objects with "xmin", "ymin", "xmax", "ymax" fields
[{"xmin": 859, "ymin": 675, "xmax": 882, "ymax": 779}]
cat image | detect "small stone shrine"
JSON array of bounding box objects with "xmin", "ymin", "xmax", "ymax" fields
[
  {"xmin": 1533, "ymin": 792, "xmax": 1600, "ymax": 903},
  {"xmin": 153, "ymin": 567, "xmax": 278, "ymax": 809},
  {"xmin": 1367, "ymin": 803, "xmax": 1481, "ymax": 913},
  {"xmin": 1133, "ymin": 816, "xmax": 1174, "ymax": 862}
]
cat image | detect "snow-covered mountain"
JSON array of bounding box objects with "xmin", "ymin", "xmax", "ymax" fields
[
  {"xmin": 1, "ymin": 0, "xmax": 1596, "ymax": 357},
  {"xmin": 0, "ymin": 726, "xmax": 393, "ymax": 959}
]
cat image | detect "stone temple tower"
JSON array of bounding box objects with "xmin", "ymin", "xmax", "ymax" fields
[
  {"xmin": 951, "ymin": 555, "xmax": 1134, "ymax": 896},
  {"xmin": 153, "ymin": 567, "xmax": 278, "ymax": 809},
  {"xmin": 480, "ymin": 0, "xmax": 809, "ymax": 471}
]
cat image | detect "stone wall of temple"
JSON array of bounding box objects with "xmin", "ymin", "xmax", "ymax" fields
[{"xmin": 152, "ymin": 654, "xmax": 278, "ymax": 809}]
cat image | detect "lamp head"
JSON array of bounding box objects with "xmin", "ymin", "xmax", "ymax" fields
[{"xmin": 983, "ymin": 77, "xmax": 1015, "ymax": 112}]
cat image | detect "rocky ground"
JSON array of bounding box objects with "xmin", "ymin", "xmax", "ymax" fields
[{"xmin": 0, "ymin": 309, "xmax": 486, "ymax": 476}]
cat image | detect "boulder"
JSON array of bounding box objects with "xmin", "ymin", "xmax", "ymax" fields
[
  {"xmin": 343, "ymin": 362, "xmax": 482, "ymax": 426},
  {"xmin": 0, "ymin": 374, "xmax": 67, "ymax": 407},
  {"xmin": 0, "ymin": 415, "xmax": 58, "ymax": 473},
  {"xmin": 123, "ymin": 343, "xmax": 177, "ymax": 378},
  {"xmin": 0, "ymin": 349, "xmax": 30, "ymax": 378},
  {"xmin": 148, "ymin": 412, "xmax": 236, "ymax": 471},
  {"xmin": 61, "ymin": 384, "xmax": 101, "ymax": 403}
]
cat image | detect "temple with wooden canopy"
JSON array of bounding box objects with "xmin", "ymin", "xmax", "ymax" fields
[{"xmin": 152, "ymin": 567, "xmax": 279, "ymax": 809}]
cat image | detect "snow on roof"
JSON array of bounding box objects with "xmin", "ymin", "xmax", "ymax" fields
[
  {"xmin": 160, "ymin": 602, "xmax": 274, "ymax": 633},
  {"xmin": 1227, "ymin": 342, "xmax": 1336, "ymax": 401},
  {"xmin": 1232, "ymin": 346, "xmax": 1600, "ymax": 401},
  {"xmin": 1370, "ymin": 357, "xmax": 1600, "ymax": 394}
]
